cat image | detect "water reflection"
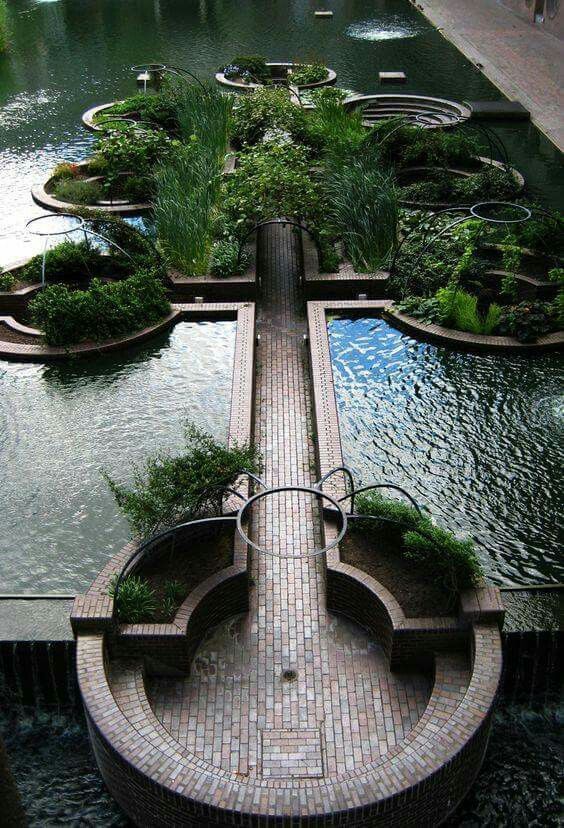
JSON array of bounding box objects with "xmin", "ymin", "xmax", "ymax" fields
[
  {"xmin": 328, "ymin": 316, "xmax": 564, "ymax": 585},
  {"xmin": 0, "ymin": 320, "xmax": 236, "ymax": 592},
  {"xmin": 346, "ymin": 17, "xmax": 422, "ymax": 41}
]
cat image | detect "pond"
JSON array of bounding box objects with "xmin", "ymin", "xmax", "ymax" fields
[
  {"xmin": 328, "ymin": 316, "xmax": 564, "ymax": 585},
  {"xmin": 0, "ymin": 320, "xmax": 236, "ymax": 592},
  {"xmin": 0, "ymin": 0, "xmax": 563, "ymax": 265}
]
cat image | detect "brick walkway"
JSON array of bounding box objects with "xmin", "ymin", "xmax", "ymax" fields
[{"xmin": 147, "ymin": 224, "xmax": 430, "ymax": 781}]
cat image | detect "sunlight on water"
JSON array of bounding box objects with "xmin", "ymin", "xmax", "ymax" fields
[{"xmin": 346, "ymin": 17, "xmax": 422, "ymax": 41}]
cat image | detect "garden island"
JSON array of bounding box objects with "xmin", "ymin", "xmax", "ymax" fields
[{"xmin": 0, "ymin": 1, "xmax": 562, "ymax": 826}]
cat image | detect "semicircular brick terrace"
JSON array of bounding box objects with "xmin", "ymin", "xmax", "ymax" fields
[{"xmin": 73, "ymin": 223, "xmax": 504, "ymax": 826}]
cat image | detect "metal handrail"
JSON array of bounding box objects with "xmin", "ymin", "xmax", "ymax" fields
[
  {"xmin": 315, "ymin": 465, "xmax": 356, "ymax": 510},
  {"xmin": 237, "ymin": 218, "xmax": 323, "ymax": 278},
  {"xmin": 340, "ymin": 483, "xmax": 422, "ymax": 517}
]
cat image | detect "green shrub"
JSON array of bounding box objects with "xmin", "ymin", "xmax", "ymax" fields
[
  {"xmin": 223, "ymin": 55, "xmax": 270, "ymax": 83},
  {"xmin": 223, "ymin": 140, "xmax": 320, "ymax": 231},
  {"xmin": 108, "ymin": 575, "xmax": 157, "ymax": 623},
  {"xmin": 498, "ymin": 301, "xmax": 559, "ymax": 342},
  {"xmin": 163, "ymin": 579, "xmax": 185, "ymax": 604},
  {"xmin": 396, "ymin": 295, "xmax": 443, "ymax": 324},
  {"xmin": 121, "ymin": 175, "xmax": 151, "ymax": 203},
  {"xmin": 105, "ymin": 423, "xmax": 262, "ymax": 536},
  {"xmin": 96, "ymin": 91, "xmax": 178, "ymax": 129},
  {"xmin": 401, "ymin": 166, "xmax": 520, "ymax": 205},
  {"xmin": 0, "ymin": 271, "xmax": 16, "ymax": 291},
  {"xmin": 231, "ymin": 87, "xmax": 308, "ymax": 146},
  {"xmin": 323, "ymin": 148, "xmax": 398, "ymax": 271},
  {"xmin": 51, "ymin": 162, "xmax": 81, "ymax": 181},
  {"xmin": 354, "ymin": 491, "xmax": 482, "ymax": 601},
  {"xmin": 94, "ymin": 126, "xmax": 174, "ymax": 194},
  {"xmin": 210, "ymin": 239, "xmax": 248, "ymax": 278},
  {"xmin": 52, "ymin": 178, "xmax": 104, "ymax": 205},
  {"xmin": 29, "ymin": 267, "xmax": 170, "ymax": 346},
  {"xmin": 377, "ymin": 123, "xmax": 479, "ymax": 169},
  {"xmin": 289, "ymin": 63, "xmax": 328, "ymax": 85},
  {"xmin": 548, "ymin": 267, "xmax": 564, "ymax": 285},
  {"xmin": 19, "ymin": 240, "xmax": 107, "ymax": 284}
]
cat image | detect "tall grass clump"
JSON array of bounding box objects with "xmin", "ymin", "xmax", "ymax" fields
[
  {"xmin": 155, "ymin": 140, "xmax": 221, "ymax": 275},
  {"xmin": 0, "ymin": 0, "xmax": 10, "ymax": 53},
  {"xmin": 323, "ymin": 145, "xmax": 399, "ymax": 272},
  {"xmin": 164, "ymin": 80, "xmax": 233, "ymax": 163},
  {"xmin": 307, "ymin": 93, "xmax": 366, "ymax": 157}
]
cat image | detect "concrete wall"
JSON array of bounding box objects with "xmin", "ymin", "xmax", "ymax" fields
[{"xmin": 500, "ymin": 0, "xmax": 563, "ymax": 39}]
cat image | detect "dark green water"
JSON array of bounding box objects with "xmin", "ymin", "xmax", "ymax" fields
[
  {"xmin": 328, "ymin": 316, "xmax": 564, "ymax": 585},
  {"xmin": 0, "ymin": 320, "xmax": 236, "ymax": 591},
  {"xmin": 2, "ymin": 703, "xmax": 560, "ymax": 826},
  {"xmin": 0, "ymin": 0, "xmax": 563, "ymax": 264}
]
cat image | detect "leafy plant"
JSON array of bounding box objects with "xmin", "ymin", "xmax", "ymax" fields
[
  {"xmin": 51, "ymin": 162, "xmax": 81, "ymax": 181},
  {"xmin": 52, "ymin": 179, "xmax": 104, "ymax": 205},
  {"xmin": 354, "ymin": 492, "xmax": 482, "ymax": 601},
  {"xmin": 93, "ymin": 125, "xmax": 173, "ymax": 196},
  {"xmin": 95, "ymin": 91, "xmax": 178, "ymax": 130},
  {"xmin": 163, "ymin": 579, "xmax": 185, "ymax": 604},
  {"xmin": 289, "ymin": 63, "xmax": 328, "ymax": 85},
  {"xmin": 19, "ymin": 240, "xmax": 107, "ymax": 284},
  {"xmin": 29, "ymin": 267, "xmax": 170, "ymax": 346},
  {"xmin": 108, "ymin": 575, "xmax": 157, "ymax": 623},
  {"xmin": 548, "ymin": 267, "xmax": 564, "ymax": 285},
  {"xmin": 222, "ymin": 55, "xmax": 270, "ymax": 83},
  {"xmin": 436, "ymin": 286, "xmax": 502, "ymax": 335},
  {"xmin": 223, "ymin": 140, "xmax": 320, "ymax": 232},
  {"xmin": 498, "ymin": 301, "xmax": 559, "ymax": 342},
  {"xmin": 0, "ymin": 270, "xmax": 16, "ymax": 291},
  {"xmin": 210, "ymin": 239, "xmax": 248, "ymax": 278},
  {"xmin": 231, "ymin": 87, "xmax": 308, "ymax": 146},
  {"xmin": 105, "ymin": 423, "xmax": 262, "ymax": 536}
]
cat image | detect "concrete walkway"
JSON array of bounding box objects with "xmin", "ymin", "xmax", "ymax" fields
[{"xmin": 418, "ymin": 0, "xmax": 564, "ymax": 151}]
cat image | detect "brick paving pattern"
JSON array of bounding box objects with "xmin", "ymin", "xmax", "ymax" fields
[{"xmin": 147, "ymin": 224, "xmax": 430, "ymax": 781}]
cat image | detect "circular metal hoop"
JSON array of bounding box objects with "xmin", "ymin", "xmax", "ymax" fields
[
  {"xmin": 26, "ymin": 213, "xmax": 85, "ymax": 237},
  {"xmin": 469, "ymin": 201, "xmax": 532, "ymax": 223},
  {"xmin": 131, "ymin": 62, "xmax": 166, "ymax": 73},
  {"xmin": 236, "ymin": 486, "xmax": 347, "ymax": 558}
]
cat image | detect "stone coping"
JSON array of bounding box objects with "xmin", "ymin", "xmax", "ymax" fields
[
  {"xmin": 215, "ymin": 62, "xmax": 337, "ymax": 91},
  {"xmin": 301, "ymin": 232, "xmax": 389, "ymax": 299},
  {"xmin": 389, "ymin": 307, "xmax": 564, "ymax": 352},
  {"xmin": 82, "ymin": 100, "xmax": 126, "ymax": 132},
  {"xmin": 31, "ymin": 159, "xmax": 151, "ymax": 217},
  {"xmin": 398, "ymin": 156, "xmax": 525, "ymax": 210},
  {"xmin": 0, "ymin": 302, "xmax": 252, "ymax": 362}
]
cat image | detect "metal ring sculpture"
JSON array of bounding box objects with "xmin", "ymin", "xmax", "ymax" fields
[
  {"xmin": 236, "ymin": 485, "xmax": 348, "ymax": 558},
  {"xmin": 390, "ymin": 201, "xmax": 532, "ymax": 286},
  {"xmin": 26, "ymin": 212, "xmax": 135, "ymax": 287},
  {"xmin": 131, "ymin": 62, "xmax": 206, "ymax": 92}
]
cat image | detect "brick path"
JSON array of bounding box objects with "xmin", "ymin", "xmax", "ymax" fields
[{"xmin": 147, "ymin": 224, "xmax": 430, "ymax": 780}]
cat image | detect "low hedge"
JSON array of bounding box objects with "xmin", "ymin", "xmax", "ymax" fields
[
  {"xmin": 29, "ymin": 267, "xmax": 170, "ymax": 346},
  {"xmin": 354, "ymin": 492, "xmax": 483, "ymax": 602}
]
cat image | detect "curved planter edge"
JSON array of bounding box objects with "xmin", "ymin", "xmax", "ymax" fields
[
  {"xmin": 386, "ymin": 308, "xmax": 564, "ymax": 352},
  {"xmin": 0, "ymin": 308, "xmax": 180, "ymax": 362},
  {"xmin": 398, "ymin": 156, "xmax": 525, "ymax": 211},
  {"xmin": 82, "ymin": 100, "xmax": 127, "ymax": 132},
  {"xmin": 215, "ymin": 62, "xmax": 336, "ymax": 91}
]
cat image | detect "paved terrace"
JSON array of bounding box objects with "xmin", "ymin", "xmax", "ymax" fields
[
  {"xmin": 418, "ymin": 0, "xmax": 564, "ymax": 151},
  {"xmin": 73, "ymin": 225, "xmax": 503, "ymax": 826}
]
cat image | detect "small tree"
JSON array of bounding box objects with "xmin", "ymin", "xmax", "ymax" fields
[{"xmin": 105, "ymin": 423, "xmax": 261, "ymax": 537}]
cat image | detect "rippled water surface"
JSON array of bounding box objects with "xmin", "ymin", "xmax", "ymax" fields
[
  {"xmin": 1, "ymin": 0, "xmax": 563, "ymax": 264},
  {"xmin": 328, "ymin": 317, "xmax": 564, "ymax": 585},
  {"xmin": 0, "ymin": 321, "xmax": 235, "ymax": 591}
]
